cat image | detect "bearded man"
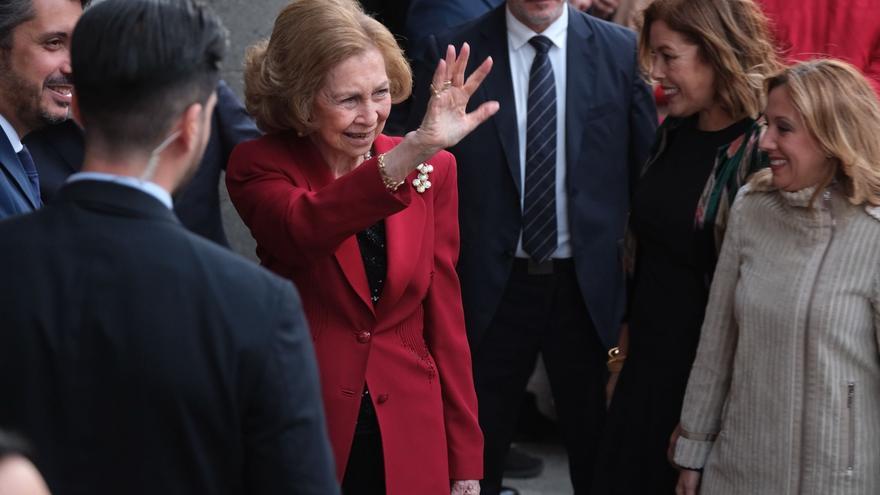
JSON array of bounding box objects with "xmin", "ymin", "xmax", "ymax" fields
[{"xmin": 0, "ymin": 0, "xmax": 84, "ymax": 218}]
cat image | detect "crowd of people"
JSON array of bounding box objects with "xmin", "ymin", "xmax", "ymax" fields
[{"xmin": 0, "ymin": 0, "xmax": 879, "ymax": 495}]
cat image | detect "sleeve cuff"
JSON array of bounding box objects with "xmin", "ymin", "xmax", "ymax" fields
[
  {"xmin": 448, "ymin": 454, "xmax": 483, "ymax": 481},
  {"xmin": 674, "ymin": 436, "xmax": 714, "ymax": 470}
]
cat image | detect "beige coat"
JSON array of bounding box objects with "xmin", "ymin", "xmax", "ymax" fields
[{"xmin": 675, "ymin": 183, "xmax": 880, "ymax": 494}]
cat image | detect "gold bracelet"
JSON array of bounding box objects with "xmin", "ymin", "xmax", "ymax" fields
[{"xmin": 376, "ymin": 153, "xmax": 405, "ymax": 192}]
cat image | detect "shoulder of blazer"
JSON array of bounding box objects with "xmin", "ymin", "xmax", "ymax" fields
[
  {"xmin": 433, "ymin": 2, "xmax": 504, "ymax": 47},
  {"xmin": 231, "ymin": 131, "xmax": 292, "ymax": 162},
  {"xmin": 229, "ymin": 131, "xmax": 303, "ymax": 177},
  {"xmin": 570, "ymin": 6, "xmax": 637, "ymax": 50}
]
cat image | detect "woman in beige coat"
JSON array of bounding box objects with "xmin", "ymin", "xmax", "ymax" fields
[{"xmin": 674, "ymin": 59, "xmax": 880, "ymax": 495}]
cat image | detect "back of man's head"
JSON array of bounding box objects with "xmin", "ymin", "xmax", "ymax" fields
[{"xmin": 72, "ymin": 0, "xmax": 226, "ymax": 155}]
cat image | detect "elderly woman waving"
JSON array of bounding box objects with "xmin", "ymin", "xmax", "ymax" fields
[{"xmin": 226, "ymin": 1, "xmax": 497, "ymax": 494}]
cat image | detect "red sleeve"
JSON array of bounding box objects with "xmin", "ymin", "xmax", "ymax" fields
[
  {"xmin": 421, "ymin": 153, "xmax": 484, "ymax": 480},
  {"xmin": 226, "ymin": 139, "xmax": 412, "ymax": 267}
]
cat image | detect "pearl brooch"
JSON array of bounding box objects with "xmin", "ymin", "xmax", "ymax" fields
[{"xmin": 412, "ymin": 163, "xmax": 433, "ymax": 194}]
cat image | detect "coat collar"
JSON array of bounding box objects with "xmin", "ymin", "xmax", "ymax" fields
[
  {"xmin": 287, "ymin": 133, "xmax": 426, "ymax": 317},
  {"xmin": 56, "ymin": 178, "xmax": 181, "ymax": 225},
  {"xmin": 479, "ymin": 5, "xmax": 521, "ymax": 193}
]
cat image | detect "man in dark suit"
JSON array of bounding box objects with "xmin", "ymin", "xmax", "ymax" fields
[
  {"xmin": 0, "ymin": 1, "xmax": 339, "ymax": 494},
  {"xmin": 24, "ymin": 80, "xmax": 260, "ymax": 246},
  {"xmin": 410, "ymin": 1, "xmax": 657, "ymax": 493},
  {"xmin": 0, "ymin": 0, "xmax": 86, "ymax": 219}
]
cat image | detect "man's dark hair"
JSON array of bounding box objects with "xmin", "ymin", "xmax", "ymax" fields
[
  {"xmin": 0, "ymin": 0, "xmax": 90, "ymax": 51},
  {"xmin": 0, "ymin": 430, "xmax": 33, "ymax": 461},
  {"xmin": 72, "ymin": 0, "xmax": 227, "ymax": 152}
]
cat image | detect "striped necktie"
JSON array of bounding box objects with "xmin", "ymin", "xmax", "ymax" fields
[
  {"xmin": 522, "ymin": 35, "xmax": 557, "ymax": 263},
  {"xmin": 17, "ymin": 145, "xmax": 43, "ymax": 207}
]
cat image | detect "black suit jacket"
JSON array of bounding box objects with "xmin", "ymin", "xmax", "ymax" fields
[
  {"xmin": 24, "ymin": 81, "xmax": 261, "ymax": 246},
  {"xmin": 410, "ymin": 5, "xmax": 657, "ymax": 348},
  {"xmin": 0, "ymin": 180, "xmax": 339, "ymax": 495}
]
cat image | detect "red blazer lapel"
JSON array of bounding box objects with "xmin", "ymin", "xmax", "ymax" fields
[
  {"xmin": 374, "ymin": 135, "xmax": 426, "ymax": 315},
  {"xmin": 335, "ymin": 236, "xmax": 375, "ymax": 314},
  {"xmin": 288, "ymin": 137, "xmax": 376, "ymax": 314},
  {"xmin": 379, "ymin": 193, "xmax": 425, "ymax": 315}
]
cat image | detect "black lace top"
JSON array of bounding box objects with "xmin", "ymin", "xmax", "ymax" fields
[{"xmin": 355, "ymin": 221, "xmax": 387, "ymax": 305}]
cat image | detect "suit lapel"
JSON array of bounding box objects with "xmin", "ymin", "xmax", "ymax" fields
[
  {"xmin": 335, "ymin": 236, "xmax": 375, "ymax": 314},
  {"xmin": 0, "ymin": 138, "xmax": 39, "ymax": 209},
  {"xmin": 378, "ymin": 194, "xmax": 424, "ymax": 315},
  {"xmin": 565, "ymin": 8, "xmax": 596, "ymax": 174},
  {"xmin": 289, "ymin": 138, "xmax": 377, "ymax": 314},
  {"xmin": 374, "ymin": 135, "xmax": 424, "ymax": 314},
  {"xmin": 479, "ymin": 7, "xmax": 522, "ymax": 195}
]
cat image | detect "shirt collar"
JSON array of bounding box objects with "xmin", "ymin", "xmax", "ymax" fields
[
  {"xmin": 66, "ymin": 171, "xmax": 174, "ymax": 210},
  {"xmin": 506, "ymin": 3, "xmax": 569, "ymax": 52},
  {"xmin": 0, "ymin": 113, "xmax": 23, "ymax": 153}
]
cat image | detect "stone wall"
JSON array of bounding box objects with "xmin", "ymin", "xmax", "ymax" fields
[{"xmin": 210, "ymin": 0, "xmax": 289, "ymax": 260}]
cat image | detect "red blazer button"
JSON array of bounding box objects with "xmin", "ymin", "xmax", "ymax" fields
[
  {"xmin": 356, "ymin": 331, "xmax": 371, "ymax": 343},
  {"xmin": 377, "ymin": 394, "xmax": 389, "ymax": 404}
]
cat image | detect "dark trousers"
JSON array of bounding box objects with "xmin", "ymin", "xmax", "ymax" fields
[
  {"xmin": 474, "ymin": 259, "xmax": 607, "ymax": 495},
  {"xmin": 342, "ymin": 392, "xmax": 386, "ymax": 495}
]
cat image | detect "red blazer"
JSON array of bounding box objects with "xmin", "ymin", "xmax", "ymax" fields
[{"xmin": 226, "ymin": 132, "xmax": 483, "ymax": 494}]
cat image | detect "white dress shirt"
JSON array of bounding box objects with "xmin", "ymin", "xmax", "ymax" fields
[
  {"xmin": 67, "ymin": 172, "xmax": 174, "ymax": 210},
  {"xmin": 0, "ymin": 113, "xmax": 24, "ymax": 153},
  {"xmin": 506, "ymin": 5, "xmax": 571, "ymax": 259}
]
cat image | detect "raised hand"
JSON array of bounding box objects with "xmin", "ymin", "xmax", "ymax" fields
[
  {"xmin": 414, "ymin": 43, "xmax": 499, "ymax": 152},
  {"xmin": 380, "ymin": 44, "xmax": 499, "ymax": 183}
]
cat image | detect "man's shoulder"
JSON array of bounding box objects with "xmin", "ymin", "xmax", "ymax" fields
[
  {"xmin": 434, "ymin": 4, "xmax": 503, "ymax": 45},
  {"xmin": 183, "ymin": 230, "xmax": 294, "ymax": 297},
  {"xmin": 569, "ymin": 8, "xmax": 637, "ymax": 50},
  {"xmin": 437, "ymin": 6, "xmax": 638, "ymax": 51}
]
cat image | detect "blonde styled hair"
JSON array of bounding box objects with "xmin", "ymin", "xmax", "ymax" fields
[
  {"xmin": 750, "ymin": 59, "xmax": 880, "ymax": 206},
  {"xmin": 243, "ymin": 0, "xmax": 412, "ymax": 134},
  {"xmin": 638, "ymin": 0, "xmax": 782, "ymax": 121}
]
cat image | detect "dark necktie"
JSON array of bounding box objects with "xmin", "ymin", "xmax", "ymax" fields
[
  {"xmin": 522, "ymin": 35, "xmax": 557, "ymax": 263},
  {"xmin": 17, "ymin": 145, "xmax": 42, "ymax": 207}
]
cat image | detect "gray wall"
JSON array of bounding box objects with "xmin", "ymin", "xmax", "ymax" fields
[{"xmin": 211, "ymin": 0, "xmax": 290, "ymax": 260}]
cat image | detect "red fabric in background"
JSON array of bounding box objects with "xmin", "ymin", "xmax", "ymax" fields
[{"xmin": 758, "ymin": 0, "xmax": 880, "ymax": 95}]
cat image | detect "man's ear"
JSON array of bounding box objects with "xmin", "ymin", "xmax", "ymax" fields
[{"xmin": 177, "ymin": 102, "xmax": 205, "ymax": 153}]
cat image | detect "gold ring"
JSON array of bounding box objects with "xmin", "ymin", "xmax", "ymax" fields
[{"xmin": 430, "ymin": 80, "xmax": 454, "ymax": 97}]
